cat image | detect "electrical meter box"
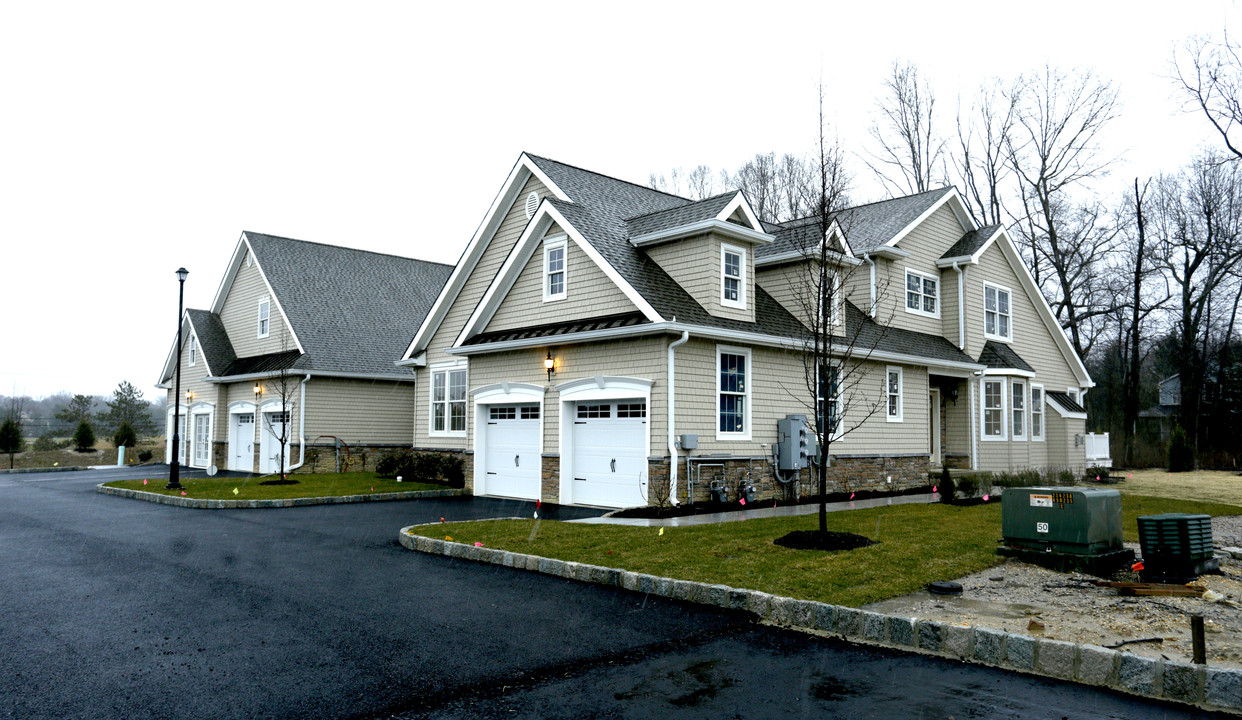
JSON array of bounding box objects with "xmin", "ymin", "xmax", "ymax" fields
[
  {"xmin": 1001, "ymin": 487, "xmax": 1124, "ymax": 556},
  {"xmin": 776, "ymin": 415, "xmax": 808, "ymax": 471}
]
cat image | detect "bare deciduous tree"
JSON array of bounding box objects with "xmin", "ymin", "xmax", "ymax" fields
[
  {"xmin": 865, "ymin": 61, "xmax": 947, "ymax": 196},
  {"xmin": 1175, "ymin": 33, "xmax": 1242, "ymax": 160},
  {"xmin": 953, "ymin": 78, "xmax": 1016, "ymax": 227}
]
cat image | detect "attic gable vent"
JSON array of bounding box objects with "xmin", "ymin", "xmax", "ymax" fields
[{"xmin": 525, "ymin": 192, "xmax": 539, "ymax": 219}]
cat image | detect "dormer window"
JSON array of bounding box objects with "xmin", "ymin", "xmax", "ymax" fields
[
  {"xmin": 257, "ymin": 297, "xmax": 270, "ymax": 338},
  {"xmin": 721, "ymin": 244, "xmax": 746, "ymax": 309},
  {"xmin": 543, "ymin": 236, "xmax": 567, "ymax": 302}
]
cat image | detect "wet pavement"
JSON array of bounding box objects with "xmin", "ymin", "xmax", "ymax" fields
[{"xmin": 0, "ymin": 468, "xmax": 1227, "ymax": 719}]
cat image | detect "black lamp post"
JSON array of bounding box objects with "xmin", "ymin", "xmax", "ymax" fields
[{"xmin": 167, "ymin": 267, "xmax": 189, "ymax": 490}]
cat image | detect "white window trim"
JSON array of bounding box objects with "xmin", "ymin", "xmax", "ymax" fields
[
  {"xmin": 542, "ymin": 235, "xmax": 567, "ymax": 302},
  {"xmin": 428, "ymin": 361, "xmax": 468, "ymax": 438},
  {"xmin": 818, "ymin": 268, "xmax": 841, "ymax": 329},
  {"xmin": 1011, "ymin": 378, "xmax": 1027, "ymax": 441},
  {"xmin": 1031, "ymin": 383, "xmax": 1045, "ymax": 442},
  {"xmin": 716, "ymin": 344, "xmax": 752, "ymax": 440},
  {"xmin": 188, "ymin": 334, "xmax": 197, "ymax": 366},
  {"xmin": 721, "ymin": 243, "xmax": 746, "ymax": 310},
  {"xmin": 257, "ymin": 296, "xmax": 271, "ymax": 339},
  {"xmin": 981, "ymin": 377, "xmax": 1007, "ymax": 441},
  {"xmin": 1067, "ymin": 387, "xmax": 1080, "ymax": 404},
  {"xmin": 885, "ymin": 365, "xmax": 904, "ymax": 422},
  {"xmin": 983, "ymin": 282, "xmax": 1013, "ymax": 342},
  {"xmin": 904, "ymin": 268, "xmax": 941, "ymax": 319},
  {"xmin": 818, "ymin": 363, "xmax": 843, "ymax": 442}
]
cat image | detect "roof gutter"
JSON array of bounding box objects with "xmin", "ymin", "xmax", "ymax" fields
[{"xmin": 203, "ymin": 369, "xmax": 414, "ymax": 384}]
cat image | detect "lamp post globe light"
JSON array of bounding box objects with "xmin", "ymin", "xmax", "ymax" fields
[{"xmin": 167, "ymin": 267, "xmax": 188, "ymax": 490}]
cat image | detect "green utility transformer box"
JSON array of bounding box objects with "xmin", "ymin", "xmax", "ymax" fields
[{"xmin": 999, "ymin": 487, "xmax": 1132, "ymax": 574}]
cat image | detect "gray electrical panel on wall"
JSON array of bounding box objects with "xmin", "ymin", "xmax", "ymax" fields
[{"xmin": 776, "ymin": 414, "xmax": 809, "ymax": 470}]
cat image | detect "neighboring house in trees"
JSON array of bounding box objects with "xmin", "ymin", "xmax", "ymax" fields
[
  {"xmin": 1139, "ymin": 374, "xmax": 1182, "ymax": 443},
  {"xmin": 399, "ymin": 154, "xmax": 1105, "ymax": 508},
  {"xmin": 156, "ymin": 232, "xmax": 451, "ymax": 473}
]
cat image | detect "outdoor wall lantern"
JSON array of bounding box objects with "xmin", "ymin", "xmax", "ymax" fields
[
  {"xmin": 185, "ymin": 390, "xmax": 194, "ymax": 402},
  {"xmin": 253, "ymin": 383, "xmax": 263, "ymax": 397},
  {"xmin": 545, "ymin": 351, "xmax": 556, "ymax": 381}
]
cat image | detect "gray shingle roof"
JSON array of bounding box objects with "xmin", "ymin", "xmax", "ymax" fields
[
  {"xmin": 1047, "ymin": 391, "xmax": 1086, "ymax": 415},
  {"xmin": 185, "ymin": 309, "xmax": 236, "ymax": 375},
  {"xmin": 841, "ymin": 301, "xmax": 978, "ymax": 366},
  {"xmin": 941, "ymin": 224, "xmax": 1001, "ymax": 260},
  {"xmin": 465, "ymin": 311, "xmax": 650, "ymax": 346},
  {"xmin": 221, "ymin": 350, "xmax": 302, "ymax": 377},
  {"xmin": 977, "ymin": 341, "xmax": 1035, "ymax": 373},
  {"xmin": 626, "ymin": 192, "xmax": 737, "ymax": 237},
  {"xmin": 244, "ymin": 232, "xmax": 453, "ymax": 378}
]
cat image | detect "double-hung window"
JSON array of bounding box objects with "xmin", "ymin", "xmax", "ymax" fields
[
  {"xmin": 982, "ymin": 378, "xmax": 1006, "ymax": 439},
  {"xmin": 984, "ymin": 283, "xmax": 1012, "ymax": 341},
  {"xmin": 1030, "ymin": 384, "xmax": 1044, "ymax": 441},
  {"xmin": 543, "ymin": 237, "xmax": 567, "ymax": 301},
  {"xmin": 258, "ymin": 297, "xmax": 271, "ymax": 338},
  {"xmin": 905, "ymin": 269, "xmax": 939, "ymax": 318},
  {"xmin": 721, "ymin": 244, "xmax": 746, "ymax": 309},
  {"xmin": 1011, "ymin": 379, "xmax": 1026, "ymax": 440},
  {"xmin": 886, "ymin": 366, "xmax": 903, "ymax": 422},
  {"xmin": 188, "ymin": 335, "xmax": 197, "ymax": 366},
  {"xmin": 818, "ymin": 363, "xmax": 841, "ymax": 439},
  {"xmin": 717, "ymin": 346, "xmax": 750, "ymax": 438},
  {"xmin": 431, "ymin": 366, "xmax": 467, "ymax": 435}
]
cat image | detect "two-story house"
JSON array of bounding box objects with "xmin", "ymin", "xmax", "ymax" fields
[
  {"xmin": 157, "ymin": 232, "xmax": 451, "ymax": 473},
  {"xmin": 400, "ymin": 154, "xmax": 1099, "ymax": 508}
]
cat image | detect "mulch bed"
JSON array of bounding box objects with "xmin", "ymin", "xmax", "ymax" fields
[
  {"xmin": 258, "ymin": 478, "xmax": 301, "ymax": 485},
  {"xmin": 773, "ymin": 530, "xmax": 879, "ymax": 551}
]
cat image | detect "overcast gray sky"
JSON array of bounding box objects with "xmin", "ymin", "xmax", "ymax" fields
[{"xmin": 1, "ymin": 0, "xmax": 1236, "ymax": 400}]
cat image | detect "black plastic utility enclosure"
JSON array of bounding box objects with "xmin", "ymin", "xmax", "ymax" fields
[{"xmin": 1136, "ymin": 513, "xmax": 1219, "ymax": 583}]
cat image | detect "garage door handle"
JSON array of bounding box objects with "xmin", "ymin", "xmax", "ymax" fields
[
  {"xmin": 610, "ymin": 459, "xmax": 616, "ymax": 472},
  {"xmin": 515, "ymin": 455, "xmax": 520, "ymax": 467}
]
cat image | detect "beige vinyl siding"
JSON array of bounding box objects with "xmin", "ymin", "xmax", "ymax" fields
[
  {"xmin": 647, "ymin": 232, "xmax": 755, "ymax": 322},
  {"xmin": 414, "ymin": 175, "xmax": 550, "ymax": 449},
  {"xmin": 941, "ymin": 265, "xmax": 963, "ymax": 349},
  {"xmin": 876, "ymin": 205, "xmax": 966, "ymax": 337},
  {"xmin": 220, "ymin": 247, "xmax": 293, "ymax": 358},
  {"xmin": 841, "ymin": 261, "xmax": 873, "ymax": 315},
  {"xmin": 965, "ymin": 242, "xmax": 1078, "ymax": 391},
  {"xmin": 665, "ymin": 339, "xmax": 929, "ymax": 457},
  {"xmin": 758, "ymin": 262, "xmax": 813, "ymax": 330},
  {"xmin": 486, "ymin": 235, "xmax": 638, "ymax": 332},
  {"xmin": 303, "ymin": 378, "xmax": 415, "ymax": 445},
  {"xmin": 467, "ymin": 337, "xmax": 667, "ymax": 452},
  {"xmin": 943, "ymin": 383, "xmax": 971, "ymax": 458}
]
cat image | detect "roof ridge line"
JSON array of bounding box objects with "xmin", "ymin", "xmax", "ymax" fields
[
  {"xmin": 623, "ymin": 191, "xmax": 739, "ymax": 222},
  {"xmin": 524, "ymin": 153, "xmax": 694, "ymax": 203},
  {"xmin": 243, "ymin": 231, "xmax": 455, "ymax": 268}
]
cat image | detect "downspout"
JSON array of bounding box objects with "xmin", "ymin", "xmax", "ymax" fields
[
  {"xmin": 970, "ymin": 371, "xmax": 981, "ymax": 471},
  {"xmin": 667, "ymin": 330, "xmax": 690, "ymax": 505},
  {"xmin": 953, "ymin": 262, "xmax": 966, "ymax": 350},
  {"xmin": 865, "ymin": 254, "xmax": 877, "ymax": 317},
  {"xmin": 286, "ymin": 373, "xmax": 311, "ymax": 472}
]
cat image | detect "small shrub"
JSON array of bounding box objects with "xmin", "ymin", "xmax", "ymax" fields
[
  {"xmin": 1055, "ymin": 467, "xmax": 1075, "ymax": 485},
  {"xmin": 1168, "ymin": 426, "xmax": 1195, "ymax": 472},
  {"xmin": 957, "ymin": 475, "xmax": 978, "ymax": 499},
  {"xmin": 33, "ymin": 432, "xmax": 59, "ymax": 452},
  {"xmin": 937, "ymin": 466, "xmax": 955, "ymax": 503},
  {"xmin": 376, "ymin": 451, "xmax": 465, "ymax": 486},
  {"xmin": 438, "ymin": 455, "xmax": 465, "ymax": 487},
  {"xmin": 137, "ymin": 449, "xmax": 153, "ymax": 462},
  {"xmin": 73, "ymin": 421, "xmax": 96, "ymax": 452},
  {"xmin": 1084, "ymin": 465, "xmax": 1112, "ymax": 483},
  {"xmin": 112, "ymin": 422, "xmax": 137, "ymax": 450},
  {"xmin": 376, "ymin": 451, "xmax": 409, "ymax": 478}
]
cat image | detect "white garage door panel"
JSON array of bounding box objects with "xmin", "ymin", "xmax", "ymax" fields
[
  {"xmin": 571, "ymin": 401, "xmax": 647, "ymax": 508},
  {"xmin": 483, "ymin": 405, "xmax": 540, "ymax": 501}
]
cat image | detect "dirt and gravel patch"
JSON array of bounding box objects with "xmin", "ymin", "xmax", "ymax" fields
[{"xmin": 867, "ymin": 515, "xmax": 1242, "ymax": 669}]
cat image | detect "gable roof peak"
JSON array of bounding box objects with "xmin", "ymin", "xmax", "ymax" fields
[{"xmin": 523, "ymin": 153, "xmax": 693, "ymax": 203}]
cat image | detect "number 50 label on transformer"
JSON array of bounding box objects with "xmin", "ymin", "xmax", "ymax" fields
[{"xmin": 1036, "ymin": 522, "xmax": 1050, "ymax": 534}]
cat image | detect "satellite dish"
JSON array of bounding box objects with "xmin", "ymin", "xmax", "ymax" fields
[{"xmin": 207, "ymin": 465, "xmax": 218, "ymax": 476}]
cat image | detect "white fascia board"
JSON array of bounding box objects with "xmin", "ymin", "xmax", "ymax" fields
[
  {"xmin": 630, "ymin": 219, "xmax": 773, "ymax": 247},
  {"xmin": 865, "ymin": 246, "xmax": 911, "ymax": 261},
  {"xmin": 156, "ymin": 313, "xmax": 193, "ymax": 386},
  {"xmin": 829, "ymin": 220, "xmax": 854, "ymax": 257},
  {"xmin": 395, "ymin": 352, "xmax": 426, "ymax": 368},
  {"xmin": 886, "ymin": 188, "xmax": 976, "ymax": 248},
  {"xmin": 235, "ymin": 233, "xmax": 306, "ymax": 355},
  {"xmin": 208, "ymin": 233, "xmax": 249, "ymax": 314},
  {"xmin": 453, "ymin": 202, "xmax": 664, "ymax": 348},
  {"xmin": 993, "ymin": 229, "xmax": 1094, "ymax": 388},
  {"xmin": 204, "ymin": 369, "xmax": 411, "ymax": 384},
  {"xmin": 981, "ymin": 367, "xmax": 1037, "ymax": 378},
  {"xmin": 755, "ymin": 249, "xmax": 862, "ymax": 268},
  {"xmin": 183, "ymin": 317, "xmax": 214, "ymax": 378},
  {"xmin": 934, "ymin": 227, "xmax": 1003, "ymax": 269},
  {"xmin": 716, "ymin": 192, "xmax": 764, "ymax": 231},
  {"xmin": 402, "ymin": 154, "xmax": 572, "ymax": 361}
]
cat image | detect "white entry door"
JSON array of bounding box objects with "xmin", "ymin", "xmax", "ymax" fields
[
  {"xmin": 571, "ymin": 400, "xmax": 647, "ymax": 508},
  {"xmin": 192, "ymin": 414, "xmax": 211, "ymax": 468},
  {"xmin": 482, "ymin": 404, "xmax": 540, "ymax": 500},
  {"xmin": 230, "ymin": 413, "xmax": 254, "ymax": 472},
  {"xmin": 259, "ymin": 410, "xmax": 290, "ymax": 474}
]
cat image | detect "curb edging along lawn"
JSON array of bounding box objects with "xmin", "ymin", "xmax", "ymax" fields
[
  {"xmin": 398, "ymin": 527, "xmax": 1242, "ymax": 715},
  {"xmin": 98, "ymin": 484, "xmax": 462, "ymax": 509}
]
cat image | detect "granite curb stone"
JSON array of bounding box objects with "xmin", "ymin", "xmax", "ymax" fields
[
  {"xmin": 98, "ymin": 483, "xmax": 461, "ymax": 508},
  {"xmin": 398, "ymin": 529, "xmax": 1242, "ymax": 714}
]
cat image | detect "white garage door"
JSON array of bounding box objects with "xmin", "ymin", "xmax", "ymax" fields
[
  {"xmin": 482, "ymin": 404, "xmax": 540, "ymax": 500},
  {"xmin": 571, "ymin": 400, "xmax": 647, "ymax": 508}
]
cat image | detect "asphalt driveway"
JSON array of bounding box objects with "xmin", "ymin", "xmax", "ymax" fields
[{"xmin": 0, "ymin": 468, "xmax": 1225, "ymax": 719}]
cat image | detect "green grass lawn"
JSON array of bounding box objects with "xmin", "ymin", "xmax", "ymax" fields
[
  {"xmin": 105, "ymin": 472, "xmax": 446, "ymax": 500},
  {"xmin": 418, "ymin": 495, "xmax": 1242, "ymax": 607}
]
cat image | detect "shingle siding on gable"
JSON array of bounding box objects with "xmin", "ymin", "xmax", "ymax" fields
[
  {"xmin": 303, "ymin": 378, "xmax": 415, "ymax": 446},
  {"xmin": 646, "ymin": 232, "xmax": 755, "ymax": 323},
  {"xmin": 414, "ymin": 175, "xmax": 549, "ymax": 449},
  {"xmin": 485, "ymin": 234, "xmax": 637, "ymax": 333},
  {"xmin": 756, "ymin": 263, "xmax": 813, "ymax": 330},
  {"xmin": 220, "ymin": 248, "xmax": 291, "ymax": 358}
]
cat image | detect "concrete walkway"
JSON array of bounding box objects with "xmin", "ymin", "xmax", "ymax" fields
[{"xmin": 568, "ymin": 492, "xmax": 940, "ymax": 527}]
